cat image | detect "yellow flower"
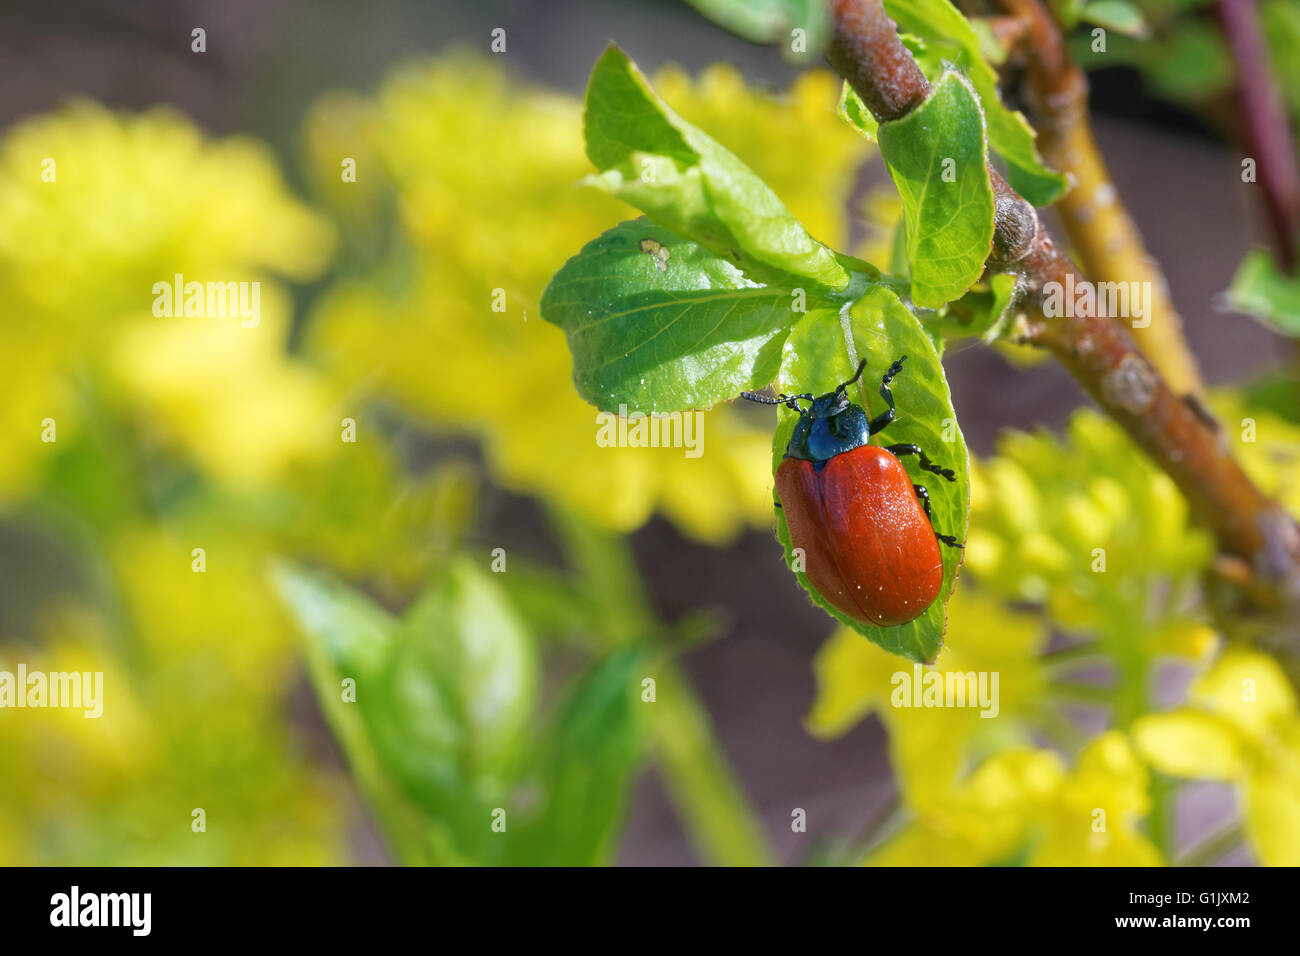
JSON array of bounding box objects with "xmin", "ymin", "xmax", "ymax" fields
[
  {"xmin": 1133, "ymin": 649, "xmax": 1300, "ymax": 865},
  {"xmin": 302, "ymin": 54, "xmax": 872, "ymax": 543},
  {"xmin": 0, "ymin": 102, "xmax": 335, "ymax": 497},
  {"xmin": 966, "ymin": 409, "xmax": 1213, "ymax": 637},
  {"xmin": 109, "ymin": 289, "xmax": 334, "ymax": 489},
  {"xmin": 1026, "ymin": 732, "xmax": 1162, "ymax": 866},
  {"xmin": 866, "ymin": 734, "xmax": 1162, "ymax": 866},
  {"xmin": 0, "ymin": 101, "xmax": 350, "ymax": 864},
  {"xmin": 1211, "ymin": 394, "xmax": 1300, "ymax": 521},
  {"xmin": 809, "ymin": 587, "xmax": 1048, "ymax": 807}
]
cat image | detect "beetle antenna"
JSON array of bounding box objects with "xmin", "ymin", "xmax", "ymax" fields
[
  {"xmin": 741, "ymin": 391, "xmax": 810, "ymax": 412},
  {"xmin": 835, "ymin": 358, "xmax": 870, "ymax": 395}
]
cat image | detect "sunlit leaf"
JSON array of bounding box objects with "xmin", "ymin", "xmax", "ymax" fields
[
  {"xmin": 542, "ymin": 218, "xmax": 820, "ymax": 413},
  {"xmin": 683, "ymin": 0, "xmax": 830, "ymax": 60},
  {"xmin": 1226, "ymin": 249, "xmax": 1300, "ymax": 338},
  {"xmin": 878, "ymin": 72, "xmax": 995, "ymax": 308},
  {"xmin": 767, "ymin": 287, "xmax": 970, "ymax": 662},
  {"xmin": 583, "ymin": 46, "xmax": 849, "ymax": 291},
  {"xmin": 883, "ymin": 0, "xmax": 1067, "ymax": 206}
]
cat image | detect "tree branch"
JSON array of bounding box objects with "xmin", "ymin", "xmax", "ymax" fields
[
  {"xmin": 825, "ymin": 0, "xmax": 1300, "ymax": 604},
  {"xmin": 1216, "ymin": 0, "xmax": 1300, "ymax": 272},
  {"xmin": 990, "ymin": 0, "xmax": 1204, "ymax": 397}
]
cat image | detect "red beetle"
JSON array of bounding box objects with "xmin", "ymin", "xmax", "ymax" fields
[{"xmin": 743, "ymin": 357, "xmax": 962, "ymax": 627}]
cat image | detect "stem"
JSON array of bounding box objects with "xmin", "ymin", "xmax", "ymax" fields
[
  {"xmin": 1049, "ymin": 680, "xmax": 1114, "ymax": 705},
  {"xmin": 1217, "ymin": 0, "xmax": 1300, "ymax": 272},
  {"xmin": 547, "ymin": 506, "xmax": 776, "ymax": 866},
  {"xmin": 843, "ymin": 788, "xmax": 906, "ymax": 863},
  {"xmin": 991, "ymin": 0, "xmax": 1204, "ymax": 397},
  {"xmin": 825, "ymin": 0, "xmax": 1300, "ymax": 614},
  {"xmin": 1176, "ymin": 819, "xmax": 1245, "ymax": 867},
  {"xmin": 652, "ymin": 659, "xmax": 777, "ymax": 866},
  {"xmin": 545, "ymin": 503, "xmax": 654, "ymax": 647},
  {"xmin": 1041, "ymin": 639, "xmax": 1105, "ymax": 670},
  {"xmin": 1146, "ymin": 773, "xmax": 1176, "ymax": 862}
]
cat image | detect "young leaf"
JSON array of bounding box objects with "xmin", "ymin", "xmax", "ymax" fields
[
  {"xmin": 839, "ymin": 83, "xmax": 879, "ymax": 143},
  {"xmin": 276, "ymin": 558, "xmax": 540, "ymax": 864},
  {"xmin": 583, "ymin": 45, "xmax": 848, "ymax": 291},
  {"xmin": 937, "ymin": 272, "xmax": 1020, "ymax": 343},
  {"xmin": 1226, "ymin": 249, "xmax": 1300, "ymax": 338},
  {"xmin": 541, "ymin": 218, "xmax": 831, "ymax": 413},
  {"xmin": 273, "ymin": 562, "xmax": 454, "ymax": 865},
  {"xmin": 513, "ymin": 648, "xmax": 650, "ymax": 865},
  {"xmin": 1079, "ymin": 0, "xmax": 1147, "ymax": 38},
  {"xmin": 767, "ymin": 288, "xmax": 970, "ymax": 662},
  {"xmin": 883, "ymin": 0, "xmax": 1067, "ymax": 206},
  {"xmin": 683, "ymin": 0, "xmax": 830, "ymax": 60},
  {"xmin": 878, "ymin": 72, "xmax": 995, "ymax": 309}
]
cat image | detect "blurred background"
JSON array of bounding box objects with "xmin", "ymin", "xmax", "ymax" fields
[{"xmin": 0, "ymin": 0, "xmax": 1296, "ymax": 865}]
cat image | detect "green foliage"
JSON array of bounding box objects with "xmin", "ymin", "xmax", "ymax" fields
[
  {"xmin": 275, "ymin": 558, "xmax": 650, "ymax": 866},
  {"xmin": 878, "ymin": 72, "xmax": 995, "ymax": 308},
  {"xmin": 882, "ymin": 0, "xmax": 1067, "ymax": 206},
  {"xmin": 1078, "ymin": 0, "xmax": 1148, "ymax": 35},
  {"xmin": 541, "ymin": 218, "xmax": 805, "ymax": 414},
  {"xmin": 583, "ymin": 46, "xmax": 848, "ymax": 291},
  {"xmin": 1263, "ymin": 0, "xmax": 1300, "ymax": 128},
  {"xmin": 839, "ymin": 85, "xmax": 878, "ymax": 143},
  {"xmin": 540, "ymin": 44, "xmax": 984, "ymax": 658},
  {"xmin": 1227, "ymin": 250, "xmax": 1300, "ymax": 338},
  {"xmin": 770, "ymin": 289, "xmax": 970, "ymax": 662},
  {"xmin": 1072, "ymin": 13, "xmax": 1232, "ymax": 105},
  {"xmin": 684, "ymin": 0, "xmax": 829, "ymax": 60}
]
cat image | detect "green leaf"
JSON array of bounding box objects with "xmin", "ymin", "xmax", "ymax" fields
[
  {"xmin": 878, "ymin": 72, "xmax": 995, "ymax": 309},
  {"xmin": 1079, "ymin": 0, "xmax": 1147, "ymax": 36},
  {"xmin": 541, "ymin": 218, "xmax": 832, "ymax": 413},
  {"xmin": 683, "ymin": 0, "xmax": 830, "ymax": 61},
  {"xmin": 272, "ymin": 563, "xmax": 454, "ymax": 864},
  {"xmin": 392, "ymin": 558, "xmax": 539, "ymax": 790},
  {"xmin": 839, "ymin": 83, "xmax": 879, "ymax": 143},
  {"xmin": 1146, "ymin": 23, "xmax": 1233, "ymax": 102},
  {"xmin": 515, "ymin": 648, "xmax": 649, "ymax": 865},
  {"xmin": 275, "ymin": 558, "xmax": 540, "ymax": 864},
  {"xmin": 883, "ymin": 0, "xmax": 1067, "ymax": 206},
  {"xmin": 583, "ymin": 45, "xmax": 848, "ymax": 291},
  {"xmin": 1226, "ymin": 250, "xmax": 1300, "ymax": 337},
  {"xmin": 273, "ymin": 561, "xmax": 396, "ymax": 678},
  {"xmin": 769, "ymin": 288, "xmax": 970, "ymax": 662},
  {"xmin": 1263, "ymin": 0, "xmax": 1300, "ymax": 126},
  {"xmin": 937, "ymin": 272, "xmax": 1020, "ymax": 343}
]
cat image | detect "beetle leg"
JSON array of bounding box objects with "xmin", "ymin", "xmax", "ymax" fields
[
  {"xmin": 866, "ymin": 357, "xmax": 907, "ymax": 435},
  {"xmin": 912, "ymin": 483, "xmax": 933, "ymax": 520},
  {"xmin": 888, "ymin": 443, "xmax": 956, "ymax": 482},
  {"xmin": 913, "ymin": 484, "xmax": 964, "ymax": 549}
]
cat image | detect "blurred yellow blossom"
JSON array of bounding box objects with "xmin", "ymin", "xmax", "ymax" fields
[
  {"xmin": 966, "ymin": 409, "xmax": 1213, "ymax": 637},
  {"xmin": 1134, "ymin": 649, "xmax": 1300, "ymax": 866},
  {"xmin": 0, "ymin": 101, "xmax": 348, "ymax": 864},
  {"xmin": 867, "ymin": 733, "xmax": 1162, "ymax": 866},
  {"xmin": 809, "ymin": 587, "xmax": 1048, "ymax": 807},
  {"xmin": 302, "ymin": 54, "xmax": 872, "ymax": 543},
  {"xmin": 1212, "ymin": 394, "xmax": 1300, "ymax": 522},
  {"xmin": 0, "ymin": 102, "xmax": 335, "ymax": 498},
  {"xmin": 110, "ymin": 289, "xmax": 334, "ymax": 489}
]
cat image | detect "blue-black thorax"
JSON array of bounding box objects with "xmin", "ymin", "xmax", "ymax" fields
[{"xmin": 785, "ymin": 394, "xmax": 872, "ymax": 469}]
